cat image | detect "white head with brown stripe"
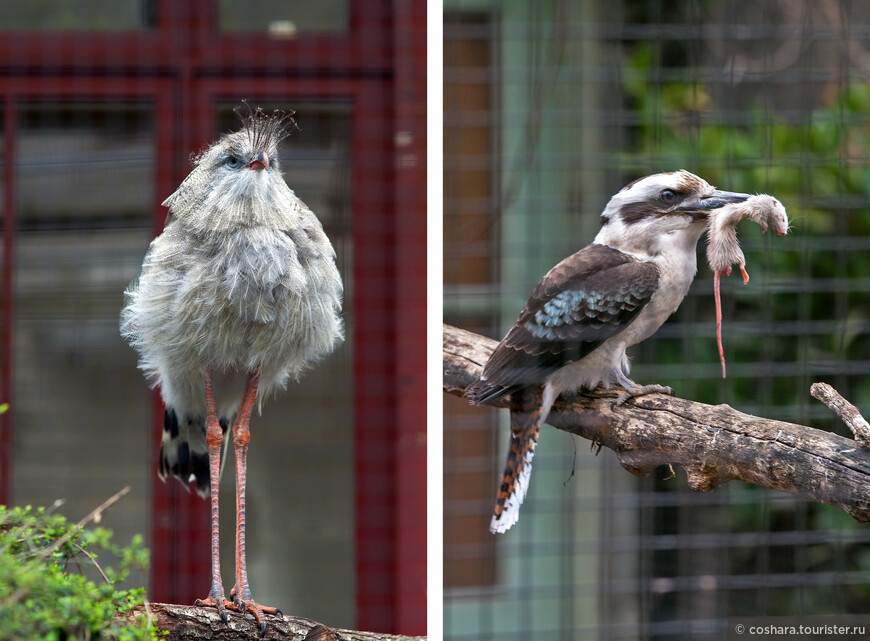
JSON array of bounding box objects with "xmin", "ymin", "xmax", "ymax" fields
[{"xmin": 596, "ymin": 170, "xmax": 749, "ymax": 259}]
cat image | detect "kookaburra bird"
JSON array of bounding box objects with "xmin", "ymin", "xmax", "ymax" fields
[
  {"xmin": 465, "ymin": 170, "xmax": 751, "ymax": 534},
  {"xmin": 121, "ymin": 105, "xmax": 343, "ymax": 632}
]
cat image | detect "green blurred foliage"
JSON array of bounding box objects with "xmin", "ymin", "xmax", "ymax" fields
[{"xmin": 0, "ymin": 503, "xmax": 160, "ymax": 641}]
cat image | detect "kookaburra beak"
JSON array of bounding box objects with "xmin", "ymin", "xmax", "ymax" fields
[
  {"xmin": 246, "ymin": 151, "xmax": 270, "ymax": 171},
  {"xmin": 679, "ymin": 189, "xmax": 751, "ymax": 222}
]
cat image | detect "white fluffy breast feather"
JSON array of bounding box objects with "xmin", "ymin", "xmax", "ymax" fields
[{"xmin": 121, "ymin": 179, "xmax": 344, "ymax": 417}]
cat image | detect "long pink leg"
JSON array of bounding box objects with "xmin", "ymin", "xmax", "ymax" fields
[
  {"xmin": 194, "ymin": 369, "xmax": 234, "ymax": 620},
  {"xmin": 229, "ymin": 370, "xmax": 281, "ymax": 634}
]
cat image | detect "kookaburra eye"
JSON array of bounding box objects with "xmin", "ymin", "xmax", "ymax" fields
[{"xmin": 660, "ymin": 189, "xmax": 678, "ymax": 203}]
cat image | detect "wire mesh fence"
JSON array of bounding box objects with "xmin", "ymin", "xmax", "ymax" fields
[{"xmin": 444, "ymin": 0, "xmax": 870, "ymax": 639}]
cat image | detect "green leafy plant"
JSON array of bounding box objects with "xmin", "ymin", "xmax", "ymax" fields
[{"xmin": 0, "ymin": 489, "xmax": 160, "ymax": 641}]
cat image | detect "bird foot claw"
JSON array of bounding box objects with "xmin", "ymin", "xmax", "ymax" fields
[
  {"xmin": 194, "ymin": 595, "xmax": 234, "ymax": 623},
  {"xmin": 229, "ymin": 585, "xmax": 280, "ymax": 636},
  {"xmin": 195, "ymin": 587, "xmax": 279, "ymax": 635},
  {"xmin": 611, "ymin": 384, "xmax": 674, "ymax": 409}
]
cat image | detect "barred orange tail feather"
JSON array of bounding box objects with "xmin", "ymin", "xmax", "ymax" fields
[{"xmin": 490, "ymin": 387, "xmax": 544, "ymax": 534}]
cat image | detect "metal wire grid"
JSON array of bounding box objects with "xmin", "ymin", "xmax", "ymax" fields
[{"xmin": 444, "ymin": 0, "xmax": 870, "ymax": 639}]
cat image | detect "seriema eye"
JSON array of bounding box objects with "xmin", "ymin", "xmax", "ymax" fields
[
  {"xmin": 224, "ymin": 156, "xmax": 242, "ymax": 168},
  {"xmin": 660, "ymin": 189, "xmax": 678, "ymax": 203}
]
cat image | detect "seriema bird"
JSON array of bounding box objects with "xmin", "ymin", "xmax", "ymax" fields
[
  {"xmin": 465, "ymin": 170, "xmax": 751, "ymax": 534},
  {"xmin": 121, "ymin": 105, "xmax": 343, "ymax": 632}
]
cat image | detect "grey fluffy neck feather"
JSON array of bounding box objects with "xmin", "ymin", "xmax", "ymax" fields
[{"xmin": 163, "ymin": 128, "xmax": 306, "ymax": 233}]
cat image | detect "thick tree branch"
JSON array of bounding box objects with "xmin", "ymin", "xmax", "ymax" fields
[
  {"xmin": 444, "ymin": 323, "xmax": 870, "ymax": 523},
  {"xmin": 123, "ymin": 603, "xmax": 426, "ymax": 641}
]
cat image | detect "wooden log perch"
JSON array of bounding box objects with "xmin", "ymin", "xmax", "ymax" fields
[
  {"xmin": 443, "ymin": 323, "xmax": 870, "ymax": 522},
  {"xmin": 123, "ymin": 603, "xmax": 426, "ymax": 641}
]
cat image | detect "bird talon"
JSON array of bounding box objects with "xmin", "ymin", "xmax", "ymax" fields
[
  {"xmin": 194, "ymin": 595, "xmax": 232, "ymax": 622},
  {"xmin": 611, "ymin": 393, "xmax": 631, "ymax": 408},
  {"xmin": 228, "ymin": 590, "xmax": 280, "ymax": 634},
  {"xmin": 612, "ymin": 384, "xmax": 673, "ymax": 409}
]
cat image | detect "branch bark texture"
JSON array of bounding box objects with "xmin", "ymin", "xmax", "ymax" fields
[
  {"xmin": 124, "ymin": 603, "xmax": 426, "ymax": 641},
  {"xmin": 810, "ymin": 382, "xmax": 870, "ymax": 446},
  {"xmin": 443, "ymin": 323, "xmax": 870, "ymax": 523}
]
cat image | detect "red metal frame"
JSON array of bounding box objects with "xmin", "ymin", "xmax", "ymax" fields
[
  {"xmin": 1, "ymin": 99, "xmax": 15, "ymax": 507},
  {"xmin": 391, "ymin": 0, "xmax": 427, "ymax": 630},
  {"xmin": 0, "ymin": 0, "xmax": 426, "ymax": 634},
  {"xmin": 0, "ymin": 2, "xmax": 392, "ymax": 73},
  {"xmin": 147, "ymin": 92, "xmax": 212, "ymax": 607}
]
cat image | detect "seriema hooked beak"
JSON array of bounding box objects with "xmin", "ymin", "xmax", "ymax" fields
[{"xmin": 246, "ymin": 151, "xmax": 270, "ymax": 171}]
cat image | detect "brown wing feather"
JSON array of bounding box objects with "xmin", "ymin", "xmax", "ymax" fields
[{"xmin": 466, "ymin": 244, "xmax": 659, "ymax": 404}]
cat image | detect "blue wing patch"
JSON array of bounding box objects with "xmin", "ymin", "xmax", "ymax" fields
[{"xmin": 526, "ymin": 287, "xmax": 647, "ymax": 339}]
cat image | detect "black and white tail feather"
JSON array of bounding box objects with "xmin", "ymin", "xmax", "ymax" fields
[{"xmin": 158, "ymin": 409, "xmax": 233, "ymax": 497}]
